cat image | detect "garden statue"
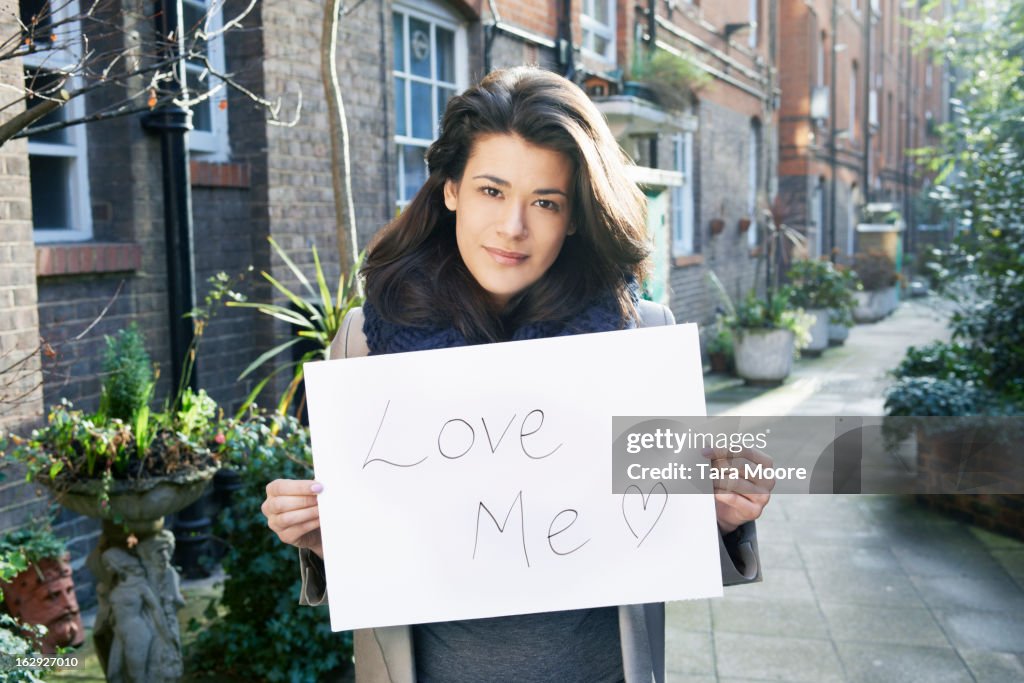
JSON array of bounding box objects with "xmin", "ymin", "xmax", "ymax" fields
[
  {"xmin": 138, "ymin": 531, "xmax": 185, "ymax": 651},
  {"xmin": 97, "ymin": 548, "xmax": 183, "ymax": 683}
]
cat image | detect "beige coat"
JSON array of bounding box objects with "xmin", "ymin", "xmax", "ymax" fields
[{"xmin": 299, "ymin": 303, "xmax": 762, "ymax": 683}]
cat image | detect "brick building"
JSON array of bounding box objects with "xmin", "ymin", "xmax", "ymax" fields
[
  {"xmin": 777, "ymin": 0, "xmax": 948, "ymax": 261},
  {"xmin": 0, "ymin": 0, "xmax": 875, "ymax": 606}
]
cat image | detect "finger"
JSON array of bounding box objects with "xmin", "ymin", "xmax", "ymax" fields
[
  {"xmin": 263, "ymin": 495, "xmax": 320, "ymax": 515},
  {"xmin": 711, "ymin": 476, "xmax": 772, "ymax": 497},
  {"xmin": 272, "ymin": 506, "xmax": 320, "ymax": 531},
  {"xmin": 714, "ymin": 491, "xmax": 767, "ymax": 523},
  {"xmin": 279, "ymin": 517, "xmax": 322, "ymax": 546},
  {"xmin": 266, "ymin": 479, "xmax": 323, "ymax": 497}
]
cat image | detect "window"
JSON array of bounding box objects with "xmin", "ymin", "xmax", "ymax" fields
[
  {"xmin": 748, "ymin": 0, "xmax": 758, "ymax": 49},
  {"xmin": 811, "ymin": 178, "xmax": 825, "ymax": 257},
  {"xmin": 671, "ymin": 133, "xmax": 695, "ymax": 257},
  {"xmin": 393, "ymin": 2, "xmax": 467, "ymax": 208},
  {"xmin": 22, "ymin": 0, "xmax": 92, "ymax": 242},
  {"xmin": 581, "ymin": 0, "xmax": 616, "ymax": 65},
  {"xmin": 182, "ymin": 0, "xmax": 229, "ymax": 158},
  {"xmin": 851, "ymin": 0, "xmax": 860, "ymax": 15},
  {"xmin": 747, "ymin": 122, "xmax": 760, "ymax": 248}
]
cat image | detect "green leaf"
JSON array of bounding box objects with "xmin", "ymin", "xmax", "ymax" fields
[
  {"xmin": 267, "ymin": 236, "xmax": 318, "ymax": 301},
  {"xmin": 238, "ymin": 338, "xmax": 305, "ymax": 380}
]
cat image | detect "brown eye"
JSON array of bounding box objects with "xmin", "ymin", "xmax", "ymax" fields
[{"xmin": 534, "ymin": 199, "xmax": 560, "ymax": 212}]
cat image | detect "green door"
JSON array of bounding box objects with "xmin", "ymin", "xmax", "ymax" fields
[{"xmin": 644, "ymin": 189, "xmax": 670, "ymax": 306}]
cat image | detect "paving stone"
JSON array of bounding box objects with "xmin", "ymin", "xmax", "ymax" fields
[
  {"xmin": 756, "ymin": 540, "xmax": 805, "ymax": 570},
  {"xmin": 798, "ymin": 544, "xmax": 902, "ymax": 573},
  {"xmin": 714, "ymin": 632, "xmax": 845, "ymax": 682},
  {"xmin": 805, "ymin": 566, "xmax": 926, "ymax": 608},
  {"xmin": 958, "ymin": 648, "xmax": 1024, "ymax": 683},
  {"xmin": 968, "ymin": 526, "xmax": 1024, "ymax": 550},
  {"xmin": 818, "ymin": 603, "xmax": 949, "ymax": 648},
  {"xmin": 991, "ymin": 549, "xmax": 1024, "ymax": 589},
  {"xmin": 892, "ymin": 530, "xmax": 1012, "ymax": 581},
  {"xmin": 666, "ymin": 598, "xmax": 712, "ymax": 632},
  {"xmin": 933, "ymin": 609, "xmax": 1024, "ymax": 654},
  {"xmin": 712, "ymin": 596, "xmax": 828, "ymax": 639},
  {"xmin": 909, "ymin": 574, "xmax": 1024, "ymax": 613},
  {"xmin": 746, "ymin": 567, "xmax": 816, "ymax": 603},
  {"xmin": 665, "ymin": 676, "xmax": 717, "ymax": 683},
  {"xmin": 834, "ymin": 640, "xmax": 973, "ymax": 682},
  {"xmin": 666, "ymin": 629, "xmax": 715, "ymax": 676}
]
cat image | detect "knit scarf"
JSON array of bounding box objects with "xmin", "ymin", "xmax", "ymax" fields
[{"xmin": 363, "ymin": 288, "xmax": 636, "ymax": 355}]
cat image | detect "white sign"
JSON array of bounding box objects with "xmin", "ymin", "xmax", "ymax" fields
[{"xmin": 303, "ymin": 324, "xmax": 723, "ymax": 632}]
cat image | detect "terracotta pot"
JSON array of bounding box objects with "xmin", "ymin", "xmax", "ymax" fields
[
  {"xmin": 710, "ymin": 218, "xmax": 725, "ymax": 235},
  {"xmin": 738, "ymin": 217, "xmax": 752, "ymax": 233},
  {"xmin": 1, "ymin": 554, "xmax": 85, "ymax": 653},
  {"xmin": 708, "ymin": 351, "xmax": 732, "ymax": 374}
]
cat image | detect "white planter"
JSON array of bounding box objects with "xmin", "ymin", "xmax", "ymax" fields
[
  {"xmin": 828, "ymin": 310, "xmax": 850, "ymax": 345},
  {"xmin": 803, "ymin": 308, "xmax": 830, "ymax": 354},
  {"xmin": 734, "ymin": 328, "xmax": 795, "ymax": 383},
  {"xmin": 853, "ymin": 285, "xmax": 898, "ymax": 322}
]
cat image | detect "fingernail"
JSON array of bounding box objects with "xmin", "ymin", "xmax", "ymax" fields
[{"xmin": 310, "ymin": 483, "xmax": 324, "ymax": 494}]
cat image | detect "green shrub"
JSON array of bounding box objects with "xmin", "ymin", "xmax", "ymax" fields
[
  {"xmin": 787, "ymin": 259, "xmax": 858, "ymax": 326},
  {"xmin": 101, "ymin": 323, "xmax": 154, "ymax": 422},
  {"xmin": 884, "ymin": 377, "xmax": 983, "ymax": 417},
  {"xmin": 852, "ymin": 251, "xmax": 898, "ymax": 291},
  {"xmin": 724, "ymin": 288, "xmax": 814, "ymax": 352},
  {"xmin": 891, "ymin": 341, "xmax": 981, "ymax": 382},
  {"xmin": 186, "ymin": 412, "xmax": 352, "ymax": 682}
]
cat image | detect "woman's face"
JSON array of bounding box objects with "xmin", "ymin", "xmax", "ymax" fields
[{"xmin": 444, "ymin": 133, "xmax": 574, "ymax": 309}]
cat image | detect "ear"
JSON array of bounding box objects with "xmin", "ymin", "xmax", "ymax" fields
[
  {"xmin": 567, "ymin": 223, "xmax": 577, "ymax": 236},
  {"xmin": 443, "ymin": 179, "xmax": 458, "ymax": 212}
]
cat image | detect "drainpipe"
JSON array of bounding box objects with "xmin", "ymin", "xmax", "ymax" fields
[{"xmin": 142, "ymin": 0, "xmax": 197, "ymax": 394}]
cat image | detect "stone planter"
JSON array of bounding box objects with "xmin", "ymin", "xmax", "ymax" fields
[
  {"xmin": 50, "ymin": 466, "xmax": 217, "ymax": 535},
  {"xmin": 1, "ymin": 554, "xmax": 85, "ymax": 653},
  {"xmin": 852, "ymin": 285, "xmax": 898, "ymax": 323},
  {"xmin": 733, "ymin": 328, "xmax": 795, "ymax": 384},
  {"xmin": 828, "ymin": 309, "xmax": 850, "ymax": 346},
  {"xmin": 802, "ymin": 309, "xmax": 830, "ymax": 356}
]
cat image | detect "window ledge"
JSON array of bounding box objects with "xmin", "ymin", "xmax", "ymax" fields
[
  {"xmin": 673, "ymin": 254, "xmax": 704, "ymax": 268},
  {"xmin": 36, "ymin": 242, "xmax": 142, "ymax": 278},
  {"xmin": 190, "ymin": 160, "xmax": 251, "ymax": 188}
]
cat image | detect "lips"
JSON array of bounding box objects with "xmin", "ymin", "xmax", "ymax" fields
[{"xmin": 484, "ymin": 247, "xmax": 528, "ymax": 265}]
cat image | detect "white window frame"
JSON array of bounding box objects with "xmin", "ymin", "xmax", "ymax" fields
[
  {"xmin": 817, "ymin": 32, "xmax": 826, "ymax": 87},
  {"xmin": 183, "ymin": 0, "xmax": 230, "ymax": 159},
  {"xmin": 581, "ymin": 0, "xmax": 616, "ymax": 66},
  {"xmin": 748, "ymin": 0, "xmax": 759, "ymax": 49},
  {"xmin": 670, "ymin": 133, "xmax": 695, "ymax": 258},
  {"xmin": 23, "ymin": 0, "xmax": 92, "ymax": 242},
  {"xmin": 393, "ymin": 1, "xmax": 468, "ymax": 210},
  {"xmin": 747, "ymin": 123, "xmax": 759, "ymax": 248},
  {"xmin": 811, "ymin": 179, "xmax": 824, "ymax": 258},
  {"xmin": 851, "ymin": 0, "xmax": 861, "ymax": 16}
]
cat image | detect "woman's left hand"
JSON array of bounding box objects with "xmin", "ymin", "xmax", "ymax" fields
[{"xmin": 703, "ymin": 447, "xmax": 775, "ymax": 534}]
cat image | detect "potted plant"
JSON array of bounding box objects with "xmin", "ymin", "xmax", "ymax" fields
[
  {"xmin": 2, "ymin": 290, "xmax": 233, "ymax": 681},
  {"xmin": 787, "ymin": 259, "xmax": 857, "ymax": 354},
  {"xmin": 0, "ymin": 519, "xmax": 84, "ymax": 654},
  {"xmin": 851, "ymin": 250, "xmax": 899, "ymax": 322},
  {"xmin": 724, "ymin": 288, "xmax": 813, "ymax": 384},
  {"xmin": 705, "ymin": 319, "xmax": 734, "ymax": 374},
  {"xmin": 627, "ymin": 48, "xmax": 709, "ymax": 111}
]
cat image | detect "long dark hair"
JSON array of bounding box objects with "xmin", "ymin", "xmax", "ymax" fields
[{"xmin": 363, "ymin": 66, "xmax": 650, "ymax": 343}]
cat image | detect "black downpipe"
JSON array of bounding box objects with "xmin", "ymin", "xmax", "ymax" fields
[
  {"xmin": 142, "ymin": 0, "xmax": 197, "ymax": 394},
  {"xmin": 557, "ymin": 0, "xmax": 575, "ymax": 79}
]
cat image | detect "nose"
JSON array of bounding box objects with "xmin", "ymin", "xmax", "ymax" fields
[{"xmin": 496, "ymin": 201, "xmax": 527, "ymax": 240}]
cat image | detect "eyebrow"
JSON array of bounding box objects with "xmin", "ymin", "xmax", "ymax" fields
[{"xmin": 472, "ymin": 174, "xmax": 568, "ymax": 198}]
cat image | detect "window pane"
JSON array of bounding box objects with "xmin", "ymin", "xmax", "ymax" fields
[
  {"xmin": 25, "ymin": 70, "xmax": 68, "ymax": 144},
  {"xmin": 408, "ymin": 18, "xmax": 431, "ymax": 78},
  {"xmin": 436, "ymin": 87, "xmax": 455, "ymax": 129},
  {"xmin": 402, "ymin": 144, "xmax": 428, "ymax": 201},
  {"xmin": 410, "ymin": 81, "xmax": 432, "ymax": 139},
  {"xmin": 186, "ymin": 69, "xmax": 213, "ymax": 132},
  {"xmin": 594, "ymin": 0, "xmax": 609, "ymax": 24},
  {"xmin": 20, "ymin": 0, "xmax": 54, "ymax": 47},
  {"xmin": 593, "ymin": 34, "xmax": 609, "ymax": 57},
  {"xmin": 392, "ymin": 13, "xmax": 405, "ymax": 72},
  {"xmin": 436, "ymin": 28, "xmax": 455, "ymax": 83},
  {"xmin": 183, "ymin": 2, "xmax": 208, "ymax": 55},
  {"xmin": 394, "ymin": 77, "xmax": 406, "ymax": 136},
  {"xmin": 29, "ymin": 155, "xmax": 71, "ymax": 230}
]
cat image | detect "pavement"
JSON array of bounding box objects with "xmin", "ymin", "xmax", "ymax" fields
[{"xmin": 668, "ymin": 297, "xmax": 1024, "ymax": 683}]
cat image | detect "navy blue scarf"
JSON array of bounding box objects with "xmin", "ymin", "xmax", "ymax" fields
[{"xmin": 363, "ymin": 289, "xmax": 636, "ymax": 355}]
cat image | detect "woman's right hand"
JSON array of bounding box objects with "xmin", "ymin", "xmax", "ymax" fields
[{"xmin": 263, "ymin": 479, "xmax": 324, "ymax": 559}]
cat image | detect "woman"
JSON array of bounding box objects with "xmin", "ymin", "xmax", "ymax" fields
[{"xmin": 263, "ymin": 66, "xmax": 771, "ymax": 682}]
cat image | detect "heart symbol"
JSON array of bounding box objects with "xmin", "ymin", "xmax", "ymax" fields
[{"xmin": 621, "ymin": 483, "xmax": 668, "ymax": 547}]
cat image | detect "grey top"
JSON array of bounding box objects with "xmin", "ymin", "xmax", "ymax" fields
[{"xmin": 412, "ymin": 607, "xmax": 624, "ymax": 683}]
